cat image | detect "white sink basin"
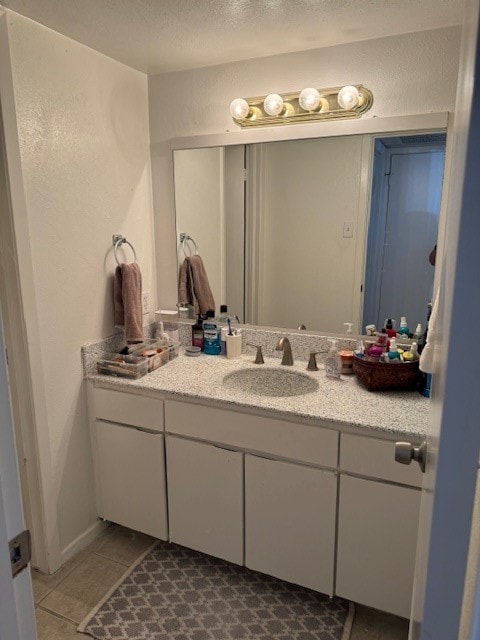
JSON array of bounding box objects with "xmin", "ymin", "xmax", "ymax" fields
[{"xmin": 222, "ymin": 367, "xmax": 319, "ymax": 397}]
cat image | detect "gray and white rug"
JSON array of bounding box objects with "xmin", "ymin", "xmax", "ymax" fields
[{"xmin": 78, "ymin": 541, "xmax": 353, "ymax": 640}]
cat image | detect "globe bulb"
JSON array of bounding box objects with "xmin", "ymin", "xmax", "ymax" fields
[
  {"xmin": 337, "ymin": 85, "xmax": 360, "ymax": 110},
  {"xmin": 263, "ymin": 93, "xmax": 284, "ymax": 116},
  {"xmin": 229, "ymin": 98, "xmax": 250, "ymax": 119},
  {"xmin": 299, "ymin": 87, "xmax": 321, "ymax": 111}
]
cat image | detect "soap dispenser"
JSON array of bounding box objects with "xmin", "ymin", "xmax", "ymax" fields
[{"xmin": 325, "ymin": 339, "xmax": 341, "ymax": 380}]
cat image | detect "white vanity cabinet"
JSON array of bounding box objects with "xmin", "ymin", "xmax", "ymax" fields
[
  {"xmin": 88, "ymin": 384, "xmax": 424, "ymax": 616},
  {"xmin": 164, "ymin": 399, "xmax": 339, "ymax": 593},
  {"xmin": 245, "ymin": 454, "xmax": 336, "ymax": 595},
  {"xmin": 166, "ymin": 435, "xmax": 244, "ymax": 564},
  {"xmin": 88, "ymin": 386, "xmax": 168, "ymax": 540},
  {"xmin": 336, "ymin": 433, "xmax": 422, "ymax": 618}
]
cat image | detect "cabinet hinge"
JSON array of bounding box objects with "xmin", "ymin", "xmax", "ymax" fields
[{"xmin": 9, "ymin": 529, "xmax": 31, "ymax": 577}]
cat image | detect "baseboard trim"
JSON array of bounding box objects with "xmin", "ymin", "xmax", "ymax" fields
[{"xmin": 60, "ymin": 518, "xmax": 107, "ymax": 566}]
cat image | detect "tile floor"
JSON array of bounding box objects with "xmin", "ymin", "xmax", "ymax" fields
[{"xmin": 32, "ymin": 524, "xmax": 409, "ymax": 639}]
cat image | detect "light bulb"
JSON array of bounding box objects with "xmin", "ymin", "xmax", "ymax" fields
[
  {"xmin": 299, "ymin": 87, "xmax": 321, "ymax": 111},
  {"xmin": 337, "ymin": 85, "xmax": 360, "ymax": 110},
  {"xmin": 263, "ymin": 93, "xmax": 285, "ymax": 116},
  {"xmin": 229, "ymin": 98, "xmax": 250, "ymax": 119}
]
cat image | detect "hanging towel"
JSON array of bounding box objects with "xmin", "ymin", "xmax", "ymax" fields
[
  {"xmin": 420, "ymin": 285, "xmax": 440, "ymax": 374},
  {"xmin": 114, "ymin": 263, "xmax": 144, "ymax": 343},
  {"xmin": 178, "ymin": 255, "xmax": 215, "ymax": 316}
]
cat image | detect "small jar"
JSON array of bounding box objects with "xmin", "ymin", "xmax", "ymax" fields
[{"xmin": 339, "ymin": 350, "xmax": 354, "ymax": 374}]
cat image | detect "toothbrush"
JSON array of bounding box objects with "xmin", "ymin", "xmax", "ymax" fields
[{"xmin": 227, "ymin": 318, "xmax": 233, "ymax": 335}]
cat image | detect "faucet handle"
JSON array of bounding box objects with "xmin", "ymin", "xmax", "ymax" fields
[
  {"xmin": 246, "ymin": 343, "xmax": 265, "ymax": 364},
  {"xmin": 307, "ymin": 351, "xmax": 322, "ymax": 371}
]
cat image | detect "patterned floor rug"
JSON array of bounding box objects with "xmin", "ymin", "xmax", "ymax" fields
[{"xmin": 78, "ymin": 541, "xmax": 354, "ymax": 640}]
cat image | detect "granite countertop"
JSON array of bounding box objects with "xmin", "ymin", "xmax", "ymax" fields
[{"xmin": 88, "ymin": 351, "xmax": 430, "ymax": 439}]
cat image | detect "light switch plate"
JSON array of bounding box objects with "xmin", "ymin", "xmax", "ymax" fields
[{"xmin": 343, "ymin": 222, "xmax": 354, "ymax": 238}]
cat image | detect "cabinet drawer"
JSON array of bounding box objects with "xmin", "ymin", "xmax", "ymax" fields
[
  {"xmin": 93, "ymin": 387, "xmax": 164, "ymax": 432},
  {"xmin": 340, "ymin": 433, "xmax": 423, "ymax": 487},
  {"xmin": 165, "ymin": 401, "xmax": 338, "ymax": 468}
]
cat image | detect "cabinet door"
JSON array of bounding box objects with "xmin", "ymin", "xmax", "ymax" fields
[
  {"xmin": 336, "ymin": 474, "xmax": 421, "ymax": 618},
  {"xmin": 95, "ymin": 420, "xmax": 168, "ymax": 539},
  {"xmin": 245, "ymin": 454, "xmax": 336, "ymax": 595},
  {"xmin": 166, "ymin": 436, "xmax": 244, "ymax": 565}
]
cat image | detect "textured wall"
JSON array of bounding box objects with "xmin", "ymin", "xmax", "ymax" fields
[
  {"xmin": 4, "ymin": 11, "xmax": 155, "ymax": 557},
  {"xmin": 149, "ymin": 26, "xmax": 462, "ymax": 310}
]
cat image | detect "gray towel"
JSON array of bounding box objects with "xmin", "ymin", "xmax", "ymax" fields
[
  {"xmin": 114, "ymin": 263, "xmax": 144, "ymax": 343},
  {"xmin": 178, "ymin": 255, "xmax": 215, "ymax": 316}
]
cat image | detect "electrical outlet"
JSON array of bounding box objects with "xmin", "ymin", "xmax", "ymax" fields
[{"xmin": 142, "ymin": 291, "xmax": 150, "ymax": 315}]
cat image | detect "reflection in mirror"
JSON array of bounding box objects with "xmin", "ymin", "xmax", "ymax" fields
[{"xmin": 174, "ymin": 132, "xmax": 446, "ymax": 335}]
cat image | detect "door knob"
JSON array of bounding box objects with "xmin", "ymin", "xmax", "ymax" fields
[{"xmin": 395, "ymin": 441, "xmax": 427, "ymax": 473}]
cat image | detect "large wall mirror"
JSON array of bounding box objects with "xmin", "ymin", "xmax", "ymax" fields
[{"xmin": 174, "ymin": 130, "xmax": 446, "ymax": 335}]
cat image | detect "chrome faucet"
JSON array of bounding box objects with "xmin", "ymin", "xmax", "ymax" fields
[{"xmin": 275, "ymin": 336, "xmax": 294, "ymax": 366}]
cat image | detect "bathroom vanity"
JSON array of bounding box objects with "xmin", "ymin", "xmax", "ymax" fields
[{"xmin": 86, "ymin": 352, "xmax": 427, "ymax": 619}]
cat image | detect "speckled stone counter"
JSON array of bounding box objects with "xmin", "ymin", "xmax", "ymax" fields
[{"xmin": 85, "ymin": 350, "xmax": 429, "ymax": 440}]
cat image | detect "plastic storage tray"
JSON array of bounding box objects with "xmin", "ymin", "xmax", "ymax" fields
[
  {"xmin": 131, "ymin": 340, "xmax": 180, "ymax": 372},
  {"xmin": 96, "ymin": 353, "xmax": 148, "ymax": 379}
]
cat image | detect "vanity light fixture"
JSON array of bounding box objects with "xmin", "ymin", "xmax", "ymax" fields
[{"xmin": 229, "ymin": 84, "xmax": 373, "ymax": 127}]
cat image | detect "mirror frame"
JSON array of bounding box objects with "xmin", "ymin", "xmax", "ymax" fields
[{"xmin": 164, "ymin": 112, "xmax": 450, "ymax": 335}]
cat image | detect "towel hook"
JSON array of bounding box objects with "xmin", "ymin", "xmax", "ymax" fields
[
  {"xmin": 112, "ymin": 234, "xmax": 137, "ymax": 265},
  {"xmin": 179, "ymin": 233, "xmax": 199, "ymax": 257}
]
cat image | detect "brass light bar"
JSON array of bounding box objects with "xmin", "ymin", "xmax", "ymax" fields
[{"xmin": 229, "ymin": 84, "xmax": 373, "ymax": 128}]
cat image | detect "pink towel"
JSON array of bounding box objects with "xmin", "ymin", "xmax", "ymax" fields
[
  {"xmin": 114, "ymin": 263, "xmax": 144, "ymax": 343},
  {"xmin": 178, "ymin": 255, "xmax": 215, "ymax": 316}
]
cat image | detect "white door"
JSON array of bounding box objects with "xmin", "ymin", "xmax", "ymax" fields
[
  {"xmin": 409, "ymin": 2, "xmax": 480, "ymax": 638},
  {"xmin": 0, "ymin": 303, "xmax": 36, "ymax": 639}
]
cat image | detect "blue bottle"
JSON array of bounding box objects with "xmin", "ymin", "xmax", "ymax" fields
[{"xmin": 203, "ymin": 311, "xmax": 221, "ymax": 355}]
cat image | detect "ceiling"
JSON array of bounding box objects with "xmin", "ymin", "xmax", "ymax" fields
[{"xmin": 0, "ymin": 0, "xmax": 466, "ymax": 75}]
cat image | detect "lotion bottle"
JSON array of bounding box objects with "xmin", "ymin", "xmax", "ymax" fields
[{"xmin": 325, "ymin": 339, "xmax": 341, "ymax": 380}]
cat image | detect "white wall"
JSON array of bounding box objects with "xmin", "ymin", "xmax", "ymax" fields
[
  {"xmin": 1, "ymin": 10, "xmax": 155, "ymax": 563},
  {"xmin": 149, "ymin": 26, "xmax": 462, "ymax": 311}
]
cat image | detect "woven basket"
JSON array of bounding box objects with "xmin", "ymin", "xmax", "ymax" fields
[{"xmin": 353, "ymin": 355, "xmax": 420, "ymax": 391}]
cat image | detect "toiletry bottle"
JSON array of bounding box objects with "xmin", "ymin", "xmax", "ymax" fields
[
  {"xmin": 387, "ymin": 337, "xmax": 401, "ymax": 361},
  {"xmin": 383, "ymin": 318, "xmax": 397, "ymax": 338},
  {"xmin": 398, "ymin": 316, "xmax": 410, "ymax": 337},
  {"xmin": 325, "ymin": 339, "xmax": 341, "ymax": 380},
  {"xmin": 403, "ymin": 341, "xmax": 419, "ymax": 362},
  {"xmin": 217, "ymin": 304, "xmax": 240, "ymax": 325},
  {"xmin": 203, "ymin": 311, "xmax": 221, "ymax": 355},
  {"xmin": 413, "ymin": 323, "xmax": 423, "ymax": 340},
  {"xmin": 192, "ymin": 315, "xmax": 204, "ymax": 351}
]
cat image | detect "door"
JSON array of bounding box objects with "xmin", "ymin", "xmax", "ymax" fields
[
  {"xmin": 363, "ymin": 141, "xmax": 445, "ymax": 331},
  {"xmin": 95, "ymin": 421, "xmax": 168, "ymax": 539},
  {"xmin": 0, "ymin": 304, "xmax": 36, "ymax": 639},
  {"xmin": 409, "ymin": 2, "xmax": 480, "ymax": 637},
  {"xmin": 245, "ymin": 454, "xmax": 336, "ymax": 595},
  {"xmin": 336, "ymin": 475, "xmax": 420, "ymax": 618},
  {"xmin": 166, "ymin": 436, "xmax": 244, "ymax": 564}
]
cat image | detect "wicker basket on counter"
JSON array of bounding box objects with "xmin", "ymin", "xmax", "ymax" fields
[{"xmin": 353, "ymin": 355, "xmax": 420, "ymax": 391}]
